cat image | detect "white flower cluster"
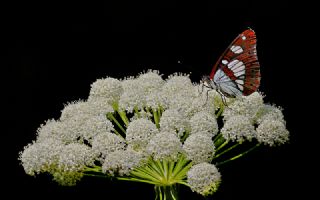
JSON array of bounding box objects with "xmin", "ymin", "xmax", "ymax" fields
[
  {"xmin": 126, "ymin": 118, "xmax": 159, "ymax": 150},
  {"xmin": 146, "ymin": 131, "xmax": 183, "ymax": 161},
  {"xmin": 92, "ymin": 132, "xmax": 126, "ymax": 162},
  {"xmin": 183, "ymin": 133, "xmax": 215, "ymax": 164},
  {"xmin": 187, "ymin": 162, "xmax": 221, "ymax": 196},
  {"xmin": 160, "ymin": 109, "xmax": 190, "ymax": 138},
  {"xmin": 19, "ymin": 70, "xmax": 289, "ymax": 194},
  {"xmin": 102, "ymin": 148, "xmax": 146, "ymax": 176},
  {"xmin": 220, "ymin": 92, "xmax": 289, "ymax": 145}
]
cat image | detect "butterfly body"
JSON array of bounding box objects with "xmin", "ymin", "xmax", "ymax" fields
[{"xmin": 202, "ymin": 29, "xmax": 261, "ymax": 98}]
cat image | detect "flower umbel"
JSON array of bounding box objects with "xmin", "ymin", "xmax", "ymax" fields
[{"xmin": 19, "ymin": 70, "xmax": 289, "ymax": 199}]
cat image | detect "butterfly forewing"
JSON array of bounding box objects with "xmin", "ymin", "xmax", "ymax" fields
[{"xmin": 209, "ymin": 29, "xmax": 260, "ymax": 97}]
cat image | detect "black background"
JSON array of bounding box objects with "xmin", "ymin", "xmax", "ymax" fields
[{"xmin": 2, "ymin": 1, "xmax": 309, "ymax": 200}]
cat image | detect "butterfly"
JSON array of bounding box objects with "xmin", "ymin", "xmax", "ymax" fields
[{"xmin": 201, "ymin": 28, "xmax": 261, "ymax": 103}]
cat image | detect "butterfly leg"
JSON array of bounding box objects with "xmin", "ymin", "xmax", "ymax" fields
[
  {"xmin": 200, "ymin": 84, "xmax": 212, "ymax": 106},
  {"xmin": 198, "ymin": 83, "xmax": 205, "ymax": 94},
  {"xmin": 217, "ymin": 90, "xmax": 229, "ymax": 108}
]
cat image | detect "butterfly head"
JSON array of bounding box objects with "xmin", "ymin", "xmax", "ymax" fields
[{"xmin": 200, "ymin": 75, "xmax": 216, "ymax": 90}]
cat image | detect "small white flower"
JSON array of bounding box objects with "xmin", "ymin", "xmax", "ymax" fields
[
  {"xmin": 92, "ymin": 132, "xmax": 126, "ymax": 162},
  {"xmin": 223, "ymin": 92, "xmax": 264, "ymax": 123},
  {"xmin": 160, "ymin": 109, "xmax": 190, "ymax": 138},
  {"xmin": 102, "ymin": 149, "xmax": 145, "ymax": 176},
  {"xmin": 126, "ymin": 118, "xmax": 159, "ymax": 150},
  {"xmin": 221, "ymin": 115, "xmax": 256, "ymax": 143},
  {"xmin": 187, "ymin": 163, "xmax": 221, "ymax": 196},
  {"xmin": 58, "ymin": 143, "xmax": 96, "ymax": 172},
  {"xmin": 146, "ymin": 131, "xmax": 183, "ymax": 161},
  {"xmin": 256, "ymin": 118, "xmax": 289, "ymax": 146},
  {"xmin": 88, "ymin": 77, "xmax": 123, "ymax": 104},
  {"xmin": 183, "ymin": 133, "xmax": 215, "ymax": 164},
  {"xmin": 190, "ymin": 111, "xmax": 218, "ymax": 137},
  {"xmin": 19, "ymin": 139, "xmax": 64, "ymax": 176}
]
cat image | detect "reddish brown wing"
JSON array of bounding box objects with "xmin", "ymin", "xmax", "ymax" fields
[{"xmin": 209, "ymin": 29, "xmax": 261, "ymax": 96}]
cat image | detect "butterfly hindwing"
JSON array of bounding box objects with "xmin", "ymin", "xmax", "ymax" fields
[{"xmin": 209, "ymin": 29, "xmax": 261, "ymax": 97}]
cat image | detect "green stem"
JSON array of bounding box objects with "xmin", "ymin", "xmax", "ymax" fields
[
  {"xmin": 117, "ymin": 177, "xmax": 159, "ymax": 185},
  {"xmin": 216, "ymin": 143, "xmax": 261, "ymax": 167},
  {"xmin": 215, "ymin": 140, "xmax": 229, "ymax": 152},
  {"xmin": 153, "ymin": 108, "xmax": 160, "ymax": 128},
  {"xmin": 180, "ymin": 130, "xmax": 190, "ymax": 142},
  {"xmin": 157, "ymin": 107, "xmax": 162, "ymax": 119},
  {"xmin": 134, "ymin": 106, "xmax": 141, "ymax": 118},
  {"xmin": 118, "ymin": 110, "xmax": 129, "ymax": 126},
  {"xmin": 83, "ymin": 173, "xmax": 107, "ymax": 178},
  {"xmin": 154, "ymin": 185, "xmax": 179, "ymax": 200},
  {"xmin": 84, "ymin": 166, "xmax": 102, "ymax": 173},
  {"xmin": 213, "ymin": 143, "xmax": 240, "ymax": 159},
  {"xmin": 215, "ymin": 106, "xmax": 224, "ymax": 118},
  {"xmin": 213, "ymin": 133, "xmax": 222, "ymax": 143},
  {"xmin": 107, "ymin": 113, "xmax": 126, "ymax": 136},
  {"xmin": 112, "ymin": 102, "xmax": 129, "ymax": 126}
]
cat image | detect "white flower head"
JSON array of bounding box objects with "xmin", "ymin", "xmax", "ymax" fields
[
  {"xmin": 60, "ymin": 100, "xmax": 91, "ymax": 121},
  {"xmin": 221, "ymin": 115, "xmax": 256, "ymax": 143},
  {"xmin": 58, "ymin": 115, "xmax": 91, "ymax": 143},
  {"xmin": 183, "ymin": 133, "xmax": 215, "ymax": 164},
  {"xmin": 256, "ymin": 119, "xmax": 289, "ymax": 146},
  {"xmin": 86, "ymin": 98, "xmax": 114, "ymax": 116},
  {"xmin": 88, "ymin": 77, "xmax": 123, "ymax": 104},
  {"xmin": 58, "ymin": 143, "xmax": 96, "ymax": 172},
  {"xmin": 257, "ymin": 104, "xmax": 285, "ymax": 125},
  {"xmin": 146, "ymin": 90, "xmax": 168, "ymax": 110},
  {"xmin": 36, "ymin": 119, "xmax": 65, "ymax": 142},
  {"xmin": 126, "ymin": 118, "xmax": 159, "ymax": 150},
  {"xmin": 162, "ymin": 75, "xmax": 199, "ymax": 114},
  {"xmin": 160, "ymin": 109, "xmax": 190, "ymax": 138},
  {"xmin": 190, "ymin": 111, "xmax": 218, "ymax": 137},
  {"xmin": 187, "ymin": 95, "xmax": 216, "ymax": 117},
  {"xmin": 92, "ymin": 132, "xmax": 126, "ymax": 162},
  {"xmin": 19, "ymin": 139, "xmax": 64, "ymax": 176},
  {"xmin": 168, "ymin": 93, "xmax": 216, "ymax": 118},
  {"xmin": 119, "ymin": 78, "xmax": 145, "ymax": 112},
  {"xmin": 102, "ymin": 149, "xmax": 146, "ymax": 176},
  {"xmin": 82, "ymin": 115, "xmax": 114, "ymax": 143},
  {"xmin": 223, "ymin": 92, "xmax": 264, "ymax": 123},
  {"xmin": 136, "ymin": 70, "xmax": 164, "ymax": 93},
  {"xmin": 187, "ymin": 163, "xmax": 221, "ymax": 196},
  {"xmin": 61, "ymin": 99, "xmax": 114, "ymax": 121},
  {"xmin": 162, "ymin": 74, "xmax": 194, "ymax": 96},
  {"xmin": 146, "ymin": 131, "xmax": 183, "ymax": 161}
]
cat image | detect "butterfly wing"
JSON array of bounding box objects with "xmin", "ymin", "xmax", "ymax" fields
[{"xmin": 209, "ymin": 29, "xmax": 261, "ymax": 97}]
